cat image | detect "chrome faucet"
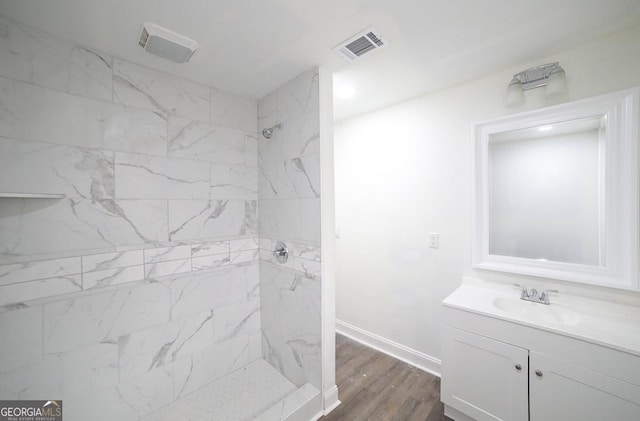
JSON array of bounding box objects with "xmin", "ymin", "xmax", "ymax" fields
[
  {"xmin": 515, "ymin": 284, "xmax": 558, "ymax": 305},
  {"xmin": 539, "ymin": 289, "xmax": 559, "ymax": 305}
]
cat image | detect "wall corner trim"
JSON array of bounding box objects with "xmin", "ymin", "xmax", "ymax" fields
[
  {"xmin": 323, "ymin": 385, "xmax": 341, "ymax": 415},
  {"xmin": 336, "ymin": 320, "xmax": 442, "ymax": 377}
]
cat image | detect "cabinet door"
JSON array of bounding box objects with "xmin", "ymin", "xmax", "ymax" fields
[
  {"xmin": 530, "ymin": 352, "xmax": 640, "ymax": 421},
  {"xmin": 441, "ymin": 326, "xmax": 529, "ymax": 421}
]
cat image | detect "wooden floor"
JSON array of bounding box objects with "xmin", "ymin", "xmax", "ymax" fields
[{"xmin": 319, "ymin": 334, "xmax": 452, "ymax": 421}]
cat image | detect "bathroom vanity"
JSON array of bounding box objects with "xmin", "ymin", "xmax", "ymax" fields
[{"xmin": 441, "ymin": 278, "xmax": 640, "ymax": 421}]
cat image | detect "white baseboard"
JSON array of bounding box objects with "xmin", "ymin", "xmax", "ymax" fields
[
  {"xmin": 336, "ymin": 320, "xmax": 441, "ymax": 377},
  {"xmin": 323, "ymin": 385, "xmax": 341, "ymax": 415}
]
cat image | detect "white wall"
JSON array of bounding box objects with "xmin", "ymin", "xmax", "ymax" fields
[{"xmin": 334, "ymin": 23, "xmax": 640, "ymax": 367}]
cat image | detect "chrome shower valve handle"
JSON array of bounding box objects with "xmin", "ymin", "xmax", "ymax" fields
[{"xmin": 273, "ymin": 241, "xmax": 289, "ymax": 263}]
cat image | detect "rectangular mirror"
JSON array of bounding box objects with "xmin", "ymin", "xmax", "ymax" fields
[{"xmin": 473, "ymin": 88, "xmax": 639, "ymax": 290}]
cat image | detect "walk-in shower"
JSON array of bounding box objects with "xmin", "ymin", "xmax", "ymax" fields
[
  {"xmin": 0, "ymin": 11, "xmax": 328, "ymax": 419},
  {"xmin": 262, "ymin": 122, "xmax": 283, "ymax": 139}
]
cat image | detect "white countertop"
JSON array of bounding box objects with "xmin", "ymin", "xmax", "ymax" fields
[{"xmin": 443, "ymin": 277, "xmax": 640, "ymax": 356}]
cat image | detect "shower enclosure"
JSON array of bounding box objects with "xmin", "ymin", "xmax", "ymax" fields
[{"xmin": 0, "ymin": 14, "xmax": 336, "ymax": 421}]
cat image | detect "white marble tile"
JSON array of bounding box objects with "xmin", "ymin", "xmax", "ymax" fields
[
  {"xmin": 245, "ymin": 199, "xmax": 259, "ymax": 235},
  {"xmin": 82, "ymin": 250, "xmax": 143, "ymax": 273},
  {"xmin": 258, "ymin": 68, "xmax": 319, "ymax": 163},
  {"xmin": 0, "ymin": 15, "xmax": 72, "ymax": 90},
  {"xmin": 144, "ymin": 245, "xmax": 191, "ymax": 264},
  {"xmin": 263, "ymin": 331, "xmax": 321, "ymax": 389},
  {"xmin": 261, "ymin": 264, "xmax": 321, "ymax": 323},
  {"xmin": 64, "ymin": 383, "xmax": 138, "ymax": 421},
  {"xmin": 210, "ymin": 88, "xmax": 258, "ymax": 133},
  {"xmin": 292, "ymin": 258, "xmax": 322, "ymax": 280},
  {"xmin": 258, "ymin": 110, "xmax": 320, "ymax": 164},
  {"xmin": 278, "ymin": 69, "xmax": 320, "ymax": 122},
  {"xmin": 259, "ymin": 198, "xmax": 300, "ymax": 240},
  {"xmin": 115, "ymin": 152, "xmax": 210, "ymax": 199},
  {"xmin": 190, "ymin": 241, "xmax": 229, "ymax": 258},
  {"xmin": 103, "ymin": 106, "xmax": 167, "ymax": 156},
  {"xmin": 247, "ymin": 265, "xmax": 261, "ymax": 302},
  {"xmin": 153, "ymin": 359, "xmax": 296, "ymax": 421},
  {"xmin": 43, "ymin": 283, "xmax": 170, "ymax": 353},
  {"xmin": 0, "ymin": 342, "xmax": 118, "ymax": 400},
  {"xmin": 259, "ymin": 248, "xmax": 275, "ymax": 264},
  {"xmin": 281, "ymin": 386, "xmax": 322, "ymax": 421},
  {"xmin": 230, "ymin": 238, "xmax": 260, "ymax": 252},
  {"xmin": 0, "ymin": 306, "xmax": 42, "ymax": 373},
  {"xmin": 173, "ymin": 335, "xmax": 251, "ymax": 398},
  {"xmin": 259, "ymin": 154, "xmax": 320, "ymax": 200},
  {"xmin": 118, "ymin": 310, "xmax": 213, "ymax": 380},
  {"xmin": 145, "ymin": 258, "xmax": 191, "ymax": 278},
  {"xmin": 115, "ymin": 199, "xmax": 169, "ymax": 244},
  {"xmin": 184, "ymin": 357, "xmax": 285, "ymax": 418},
  {"xmin": 66, "ymin": 365, "xmax": 174, "ymax": 420},
  {"xmin": 261, "ymin": 247, "xmax": 296, "ymax": 270},
  {"xmin": 113, "ymin": 59, "xmax": 209, "ymax": 121},
  {"xmin": 0, "ymin": 256, "xmax": 81, "ymax": 285},
  {"xmin": 0, "ymin": 76, "xmax": 72, "ymax": 142},
  {"xmin": 0, "ymin": 137, "xmax": 115, "ymax": 200},
  {"xmin": 169, "ymin": 264, "xmax": 255, "ymax": 320},
  {"xmin": 260, "ymin": 262, "xmax": 321, "ymax": 388},
  {"xmin": 83, "ymin": 265, "xmax": 144, "ymax": 290},
  {"xmin": 291, "ymin": 242, "xmax": 321, "ymax": 262},
  {"xmin": 254, "ymin": 383, "xmax": 320, "ymax": 421},
  {"xmin": 167, "ymin": 199, "xmax": 248, "ymax": 241},
  {"xmin": 191, "ymin": 253, "xmax": 230, "ymax": 271},
  {"xmin": 299, "ymin": 198, "xmax": 321, "ymax": 243},
  {"xmin": 0, "ymin": 198, "xmax": 167, "ymax": 256},
  {"xmin": 245, "ymin": 133, "xmax": 259, "ymax": 166},
  {"xmin": 213, "ymin": 300, "xmax": 261, "ymax": 343},
  {"xmin": 67, "ymin": 46, "xmax": 113, "ymax": 100},
  {"xmin": 230, "ymin": 249, "xmax": 260, "ymax": 265},
  {"xmin": 0, "ymin": 16, "xmax": 112, "ymax": 101},
  {"xmin": 118, "ymin": 365, "xmax": 175, "ymax": 417},
  {"xmin": 0, "ymin": 76, "xmax": 164, "ymax": 153},
  {"xmin": 0, "ymin": 274, "xmax": 82, "ymax": 305},
  {"xmin": 259, "ymin": 238, "xmax": 272, "ymax": 250},
  {"xmin": 210, "ymin": 163, "xmax": 258, "ymax": 200},
  {"xmin": 248, "ymin": 331, "xmax": 263, "ymax": 362},
  {"xmin": 141, "ymin": 399, "xmax": 208, "ymax": 421},
  {"xmin": 297, "ymin": 155, "xmax": 321, "ymax": 197},
  {"xmin": 257, "ymin": 89, "xmax": 281, "ymax": 132},
  {"xmin": 168, "ymin": 117, "xmax": 246, "ymax": 163}
]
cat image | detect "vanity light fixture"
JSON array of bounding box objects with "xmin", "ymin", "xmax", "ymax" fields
[{"xmin": 505, "ymin": 62, "xmax": 567, "ymax": 107}]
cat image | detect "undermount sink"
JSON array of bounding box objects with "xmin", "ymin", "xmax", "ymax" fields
[{"xmin": 492, "ymin": 296, "xmax": 582, "ymax": 326}]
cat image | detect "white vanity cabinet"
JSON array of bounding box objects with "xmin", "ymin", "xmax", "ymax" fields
[
  {"xmin": 528, "ymin": 352, "xmax": 640, "ymax": 421},
  {"xmin": 441, "ymin": 327, "xmax": 528, "ymax": 421},
  {"xmin": 441, "ymin": 281, "xmax": 640, "ymax": 421}
]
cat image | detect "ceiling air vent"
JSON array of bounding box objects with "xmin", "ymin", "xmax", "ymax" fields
[
  {"xmin": 138, "ymin": 22, "xmax": 199, "ymax": 63},
  {"xmin": 334, "ymin": 28, "xmax": 387, "ymax": 62}
]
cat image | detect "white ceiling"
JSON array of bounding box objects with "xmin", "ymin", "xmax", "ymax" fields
[{"xmin": 1, "ymin": 0, "xmax": 639, "ymax": 120}]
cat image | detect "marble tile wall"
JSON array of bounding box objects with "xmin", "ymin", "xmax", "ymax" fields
[
  {"xmin": 0, "ymin": 14, "xmax": 258, "ymax": 297},
  {"xmin": 257, "ymin": 69, "xmax": 323, "ymax": 389},
  {"xmin": 0, "ymin": 14, "xmax": 263, "ymax": 420},
  {"xmin": 0, "ymin": 263, "xmax": 261, "ymax": 420}
]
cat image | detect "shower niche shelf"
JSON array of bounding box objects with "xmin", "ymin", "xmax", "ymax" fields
[{"xmin": 0, "ymin": 192, "xmax": 65, "ymax": 199}]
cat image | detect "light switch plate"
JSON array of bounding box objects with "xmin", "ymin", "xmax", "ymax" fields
[{"xmin": 429, "ymin": 233, "xmax": 439, "ymax": 249}]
